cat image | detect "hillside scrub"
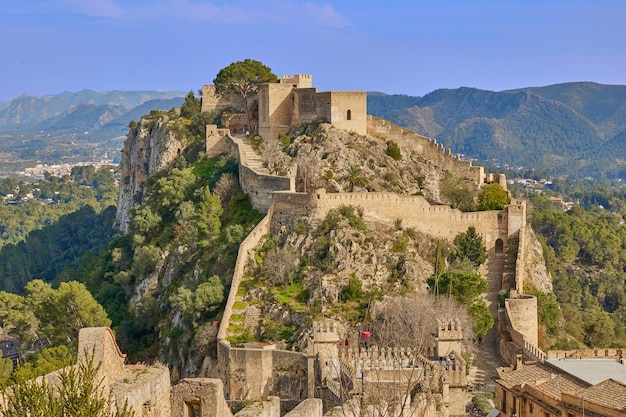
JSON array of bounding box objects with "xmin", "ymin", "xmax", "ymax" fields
[{"xmin": 87, "ymin": 153, "xmax": 263, "ymax": 371}]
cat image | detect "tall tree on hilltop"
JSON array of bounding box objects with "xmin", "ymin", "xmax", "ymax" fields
[
  {"xmin": 213, "ymin": 59, "xmax": 278, "ymax": 132},
  {"xmin": 180, "ymin": 90, "xmax": 201, "ymax": 119}
]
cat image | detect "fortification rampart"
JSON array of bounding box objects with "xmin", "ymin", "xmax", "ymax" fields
[
  {"xmin": 272, "ymin": 190, "xmax": 518, "ymax": 251},
  {"xmin": 366, "ymin": 116, "xmax": 506, "ymax": 189},
  {"xmin": 217, "ymin": 207, "xmax": 273, "ymax": 341},
  {"xmin": 547, "ymin": 348, "xmax": 625, "ymax": 360},
  {"xmin": 225, "ymin": 134, "xmax": 294, "ymax": 213},
  {"xmin": 502, "ymin": 296, "xmax": 544, "ymax": 363},
  {"xmin": 219, "ymin": 342, "xmax": 308, "ymax": 401}
]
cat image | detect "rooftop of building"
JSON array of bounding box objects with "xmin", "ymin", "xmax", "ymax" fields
[
  {"xmin": 497, "ymin": 362, "xmax": 587, "ymax": 395},
  {"xmin": 567, "ymin": 379, "xmax": 626, "ymax": 410},
  {"xmin": 546, "ymin": 357, "xmax": 626, "ymax": 385}
]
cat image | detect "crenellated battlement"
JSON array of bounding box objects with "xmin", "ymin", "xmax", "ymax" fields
[
  {"xmin": 312, "ymin": 319, "xmax": 341, "ymax": 344},
  {"xmin": 366, "ymin": 115, "xmax": 506, "ymax": 189}
]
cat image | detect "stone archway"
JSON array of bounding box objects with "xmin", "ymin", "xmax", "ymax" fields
[{"xmin": 495, "ymin": 238, "xmax": 504, "ymax": 254}]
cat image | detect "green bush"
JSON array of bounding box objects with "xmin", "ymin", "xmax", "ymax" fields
[
  {"xmin": 278, "ymin": 134, "xmax": 291, "ymax": 149},
  {"xmin": 342, "ymin": 274, "xmax": 363, "ymax": 302},
  {"xmin": 386, "ymin": 140, "xmax": 402, "ymax": 160}
]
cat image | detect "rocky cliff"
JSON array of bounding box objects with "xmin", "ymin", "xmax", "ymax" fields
[{"xmin": 116, "ymin": 113, "xmax": 188, "ymax": 233}]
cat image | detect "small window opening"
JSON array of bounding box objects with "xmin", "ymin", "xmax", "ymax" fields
[{"xmin": 347, "ymin": 109, "xmax": 352, "ymax": 120}]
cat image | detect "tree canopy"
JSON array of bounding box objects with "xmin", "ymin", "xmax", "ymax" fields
[
  {"xmin": 478, "ymin": 183, "xmax": 511, "ymax": 211},
  {"xmin": 213, "ymin": 59, "xmax": 278, "ymax": 131},
  {"xmin": 454, "ymin": 226, "xmax": 488, "ymax": 267}
]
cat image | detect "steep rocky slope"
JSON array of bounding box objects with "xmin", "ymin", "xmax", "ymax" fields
[{"xmin": 116, "ymin": 113, "xmax": 191, "ymax": 233}]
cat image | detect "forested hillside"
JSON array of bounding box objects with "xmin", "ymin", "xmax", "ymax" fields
[{"xmin": 367, "ymin": 82, "xmax": 626, "ymax": 178}]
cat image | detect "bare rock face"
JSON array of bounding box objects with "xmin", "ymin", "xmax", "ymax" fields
[
  {"xmin": 116, "ymin": 118, "xmax": 186, "ymax": 233},
  {"xmin": 281, "ymin": 123, "xmax": 462, "ymax": 205},
  {"xmin": 523, "ymin": 228, "xmax": 553, "ymax": 293}
]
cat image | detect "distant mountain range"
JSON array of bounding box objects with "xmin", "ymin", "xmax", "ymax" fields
[
  {"xmin": 367, "ymin": 82, "xmax": 626, "ymax": 179},
  {"xmin": 0, "ymin": 90, "xmax": 186, "ymax": 135},
  {"xmin": 0, "ymin": 90, "xmax": 186, "ymax": 172},
  {"xmin": 3, "ymin": 84, "xmax": 626, "ymax": 179}
]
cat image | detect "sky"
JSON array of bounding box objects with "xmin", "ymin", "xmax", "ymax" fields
[{"xmin": 1, "ymin": 0, "xmax": 626, "ymax": 102}]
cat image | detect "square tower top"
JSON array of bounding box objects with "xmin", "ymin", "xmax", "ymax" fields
[{"xmin": 279, "ymin": 74, "xmax": 313, "ymax": 88}]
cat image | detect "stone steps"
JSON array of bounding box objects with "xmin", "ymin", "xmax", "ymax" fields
[{"xmin": 231, "ymin": 135, "xmax": 270, "ymax": 175}]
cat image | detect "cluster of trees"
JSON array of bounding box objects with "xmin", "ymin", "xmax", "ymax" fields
[
  {"xmin": 429, "ymin": 226, "xmax": 493, "ymax": 338},
  {"xmin": 0, "ymin": 279, "xmax": 111, "ymax": 385},
  {"xmin": 0, "ymin": 167, "xmax": 117, "ymax": 250},
  {"xmin": 529, "ymin": 191, "xmax": 626, "ymax": 348},
  {"xmin": 440, "ymin": 178, "xmax": 510, "ymax": 212}
]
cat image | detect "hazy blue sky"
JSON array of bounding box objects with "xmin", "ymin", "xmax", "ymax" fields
[{"xmin": 1, "ymin": 0, "xmax": 625, "ymax": 101}]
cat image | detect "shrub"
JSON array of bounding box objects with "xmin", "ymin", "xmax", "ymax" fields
[
  {"xmin": 342, "ymin": 274, "xmax": 363, "ymax": 302},
  {"xmin": 386, "ymin": 140, "xmax": 402, "ymax": 160}
]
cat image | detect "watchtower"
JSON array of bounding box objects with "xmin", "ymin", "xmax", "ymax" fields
[
  {"xmin": 311, "ymin": 320, "xmax": 340, "ymax": 380},
  {"xmin": 436, "ymin": 318, "xmax": 463, "ymax": 357}
]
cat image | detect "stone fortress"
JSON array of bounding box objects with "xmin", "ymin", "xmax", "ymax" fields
[
  {"xmin": 201, "ymin": 74, "xmax": 549, "ymax": 415},
  {"xmin": 12, "ymin": 73, "xmax": 625, "ymax": 417}
]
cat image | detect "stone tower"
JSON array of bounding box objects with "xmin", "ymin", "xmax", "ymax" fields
[
  {"xmin": 311, "ymin": 320, "xmax": 340, "ymax": 380},
  {"xmin": 436, "ymin": 318, "xmax": 463, "ymax": 357}
]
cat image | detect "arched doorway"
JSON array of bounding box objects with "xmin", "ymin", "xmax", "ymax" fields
[
  {"xmin": 495, "ymin": 238, "xmax": 504, "ymax": 254},
  {"xmin": 346, "ymin": 109, "xmax": 352, "ymax": 120}
]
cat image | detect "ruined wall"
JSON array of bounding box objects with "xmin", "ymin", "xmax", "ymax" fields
[
  {"xmin": 77, "ymin": 327, "xmax": 126, "ymax": 389},
  {"xmin": 111, "ymin": 365, "xmax": 171, "ymax": 417},
  {"xmin": 171, "ymin": 378, "xmax": 233, "ymax": 417},
  {"xmin": 233, "ymin": 397, "xmax": 280, "ymax": 417},
  {"xmin": 205, "ymin": 124, "xmax": 231, "ymax": 158},
  {"xmin": 283, "ymin": 399, "xmax": 322, "ymax": 417},
  {"xmin": 221, "ymin": 345, "xmax": 308, "ymax": 401}
]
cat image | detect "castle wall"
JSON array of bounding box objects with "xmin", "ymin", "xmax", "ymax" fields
[
  {"xmin": 217, "ymin": 208, "xmax": 273, "ymax": 342},
  {"xmin": 366, "ymin": 116, "xmax": 495, "ymax": 189},
  {"xmin": 258, "ymin": 80, "xmax": 367, "ymax": 140},
  {"xmin": 272, "ymin": 190, "xmax": 514, "ymax": 251},
  {"xmin": 293, "ymin": 88, "xmax": 322, "ymax": 125},
  {"xmin": 222, "ymin": 134, "xmax": 294, "ymax": 213},
  {"xmin": 505, "ymin": 296, "xmax": 540, "ymax": 355},
  {"xmin": 280, "ymin": 74, "xmax": 313, "ymax": 88},
  {"xmin": 232, "ymin": 397, "xmax": 280, "ymax": 417},
  {"xmin": 547, "ymin": 348, "xmax": 624, "ymax": 360},
  {"xmin": 201, "ymin": 85, "xmax": 233, "ymax": 113},
  {"xmin": 239, "ymin": 164, "xmax": 293, "ymax": 213}
]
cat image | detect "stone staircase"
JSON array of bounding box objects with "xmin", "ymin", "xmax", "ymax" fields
[
  {"xmin": 469, "ymin": 252, "xmax": 508, "ymax": 393},
  {"xmin": 230, "ymin": 135, "xmax": 270, "ymax": 175}
]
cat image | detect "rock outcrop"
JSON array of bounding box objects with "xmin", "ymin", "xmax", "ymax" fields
[{"xmin": 116, "ymin": 116, "xmax": 186, "ymax": 233}]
